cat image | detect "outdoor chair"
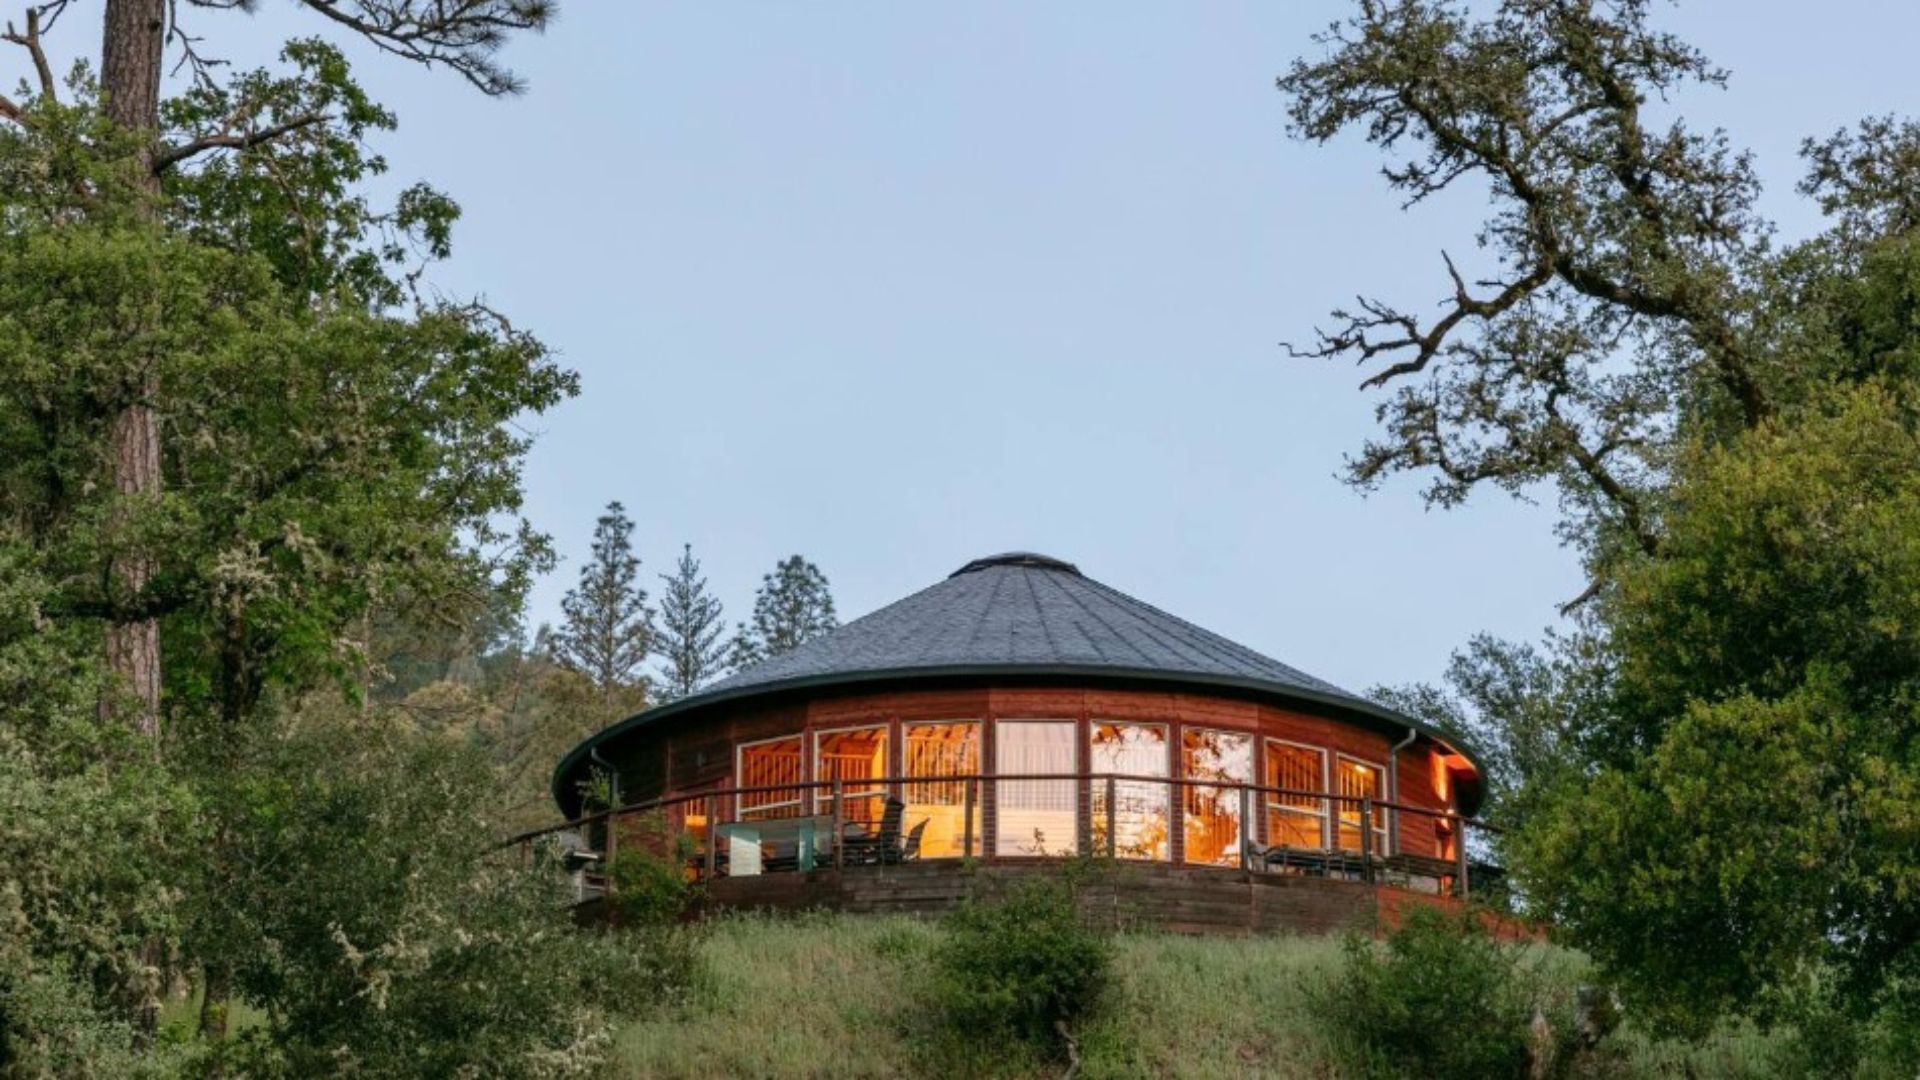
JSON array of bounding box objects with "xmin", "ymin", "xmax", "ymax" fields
[
  {"xmin": 840, "ymin": 797, "xmax": 906, "ymax": 866},
  {"xmin": 898, "ymin": 820, "xmax": 927, "ymax": 863}
]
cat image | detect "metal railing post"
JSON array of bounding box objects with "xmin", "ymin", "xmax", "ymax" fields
[
  {"xmin": 1105, "ymin": 775, "xmax": 1118, "ymax": 858},
  {"xmin": 831, "ymin": 779, "xmax": 845, "ymax": 871},
  {"xmin": 604, "ymin": 808, "xmax": 619, "ymax": 897},
  {"xmin": 962, "ymin": 776, "xmax": 976, "ymax": 858},
  {"xmin": 704, "ymin": 794, "xmax": 718, "ymax": 881},
  {"xmin": 1455, "ymin": 815, "xmax": 1470, "ymax": 898},
  {"xmin": 1239, "ymin": 784, "xmax": 1252, "ymax": 874},
  {"xmin": 1358, "ymin": 798, "xmax": 1374, "ymax": 883}
]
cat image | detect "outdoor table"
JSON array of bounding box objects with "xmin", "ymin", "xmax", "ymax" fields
[{"xmin": 716, "ymin": 814, "xmax": 837, "ymax": 875}]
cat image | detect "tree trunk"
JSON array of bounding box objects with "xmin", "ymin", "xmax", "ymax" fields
[
  {"xmin": 98, "ymin": 0, "xmax": 168, "ymax": 737},
  {"xmin": 197, "ymin": 959, "xmax": 233, "ymax": 1074}
]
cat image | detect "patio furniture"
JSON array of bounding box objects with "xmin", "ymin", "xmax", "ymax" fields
[
  {"xmin": 899, "ymin": 820, "xmax": 927, "ymax": 863},
  {"xmin": 841, "ymin": 797, "xmax": 906, "ymax": 866},
  {"xmin": 716, "ymin": 814, "xmax": 835, "ymax": 875},
  {"xmin": 1246, "ymin": 842, "xmax": 1380, "ymax": 880}
]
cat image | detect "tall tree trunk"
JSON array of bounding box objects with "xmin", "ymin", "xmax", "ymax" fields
[
  {"xmin": 196, "ymin": 957, "xmax": 233, "ymax": 1075},
  {"xmin": 98, "ymin": 0, "xmax": 167, "ymax": 737}
]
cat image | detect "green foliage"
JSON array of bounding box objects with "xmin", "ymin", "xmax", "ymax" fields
[
  {"xmin": 729, "ymin": 555, "xmax": 837, "ymax": 669},
  {"xmin": 653, "ymin": 543, "xmax": 729, "ymax": 701},
  {"xmin": 0, "ymin": 557, "xmax": 201, "ymax": 1071},
  {"xmin": 554, "ymin": 502, "xmax": 655, "ymax": 701},
  {"xmin": 192, "ymin": 718, "xmax": 680, "ymax": 1078},
  {"xmin": 1510, "ymin": 382, "xmax": 1920, "ymax": 1046},
  {"xmin": 608, "ymin": 814, "xmax": 696, "ymax": 929},
  {"xmin": 929, "ymin": 876, "xmax": 1112, "ymax": 1055},
  {"xmin": 1314, "ymin": 907, "xmax": 1544, "ymax": 1080},
  {"xmin": 1289, "ymin": 0, "xmax": 1920, "ymax": 1057}
]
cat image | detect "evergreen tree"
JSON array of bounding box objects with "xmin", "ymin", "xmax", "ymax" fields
[
  {"xmin": 730, "ymin": 555, "xmax": 838, "ymax": 669},
  {"xmin": 554, "ymin": 503, "xmax": 654, "ymax": 701},
  {"xmin": 654, "ymin": 544, "xmax": 729, "ymax": 700}
]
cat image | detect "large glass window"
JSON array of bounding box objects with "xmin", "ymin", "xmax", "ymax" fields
[
  {"xmin": 903, "ymin": 722, "xmax": 982, "ymax": 858},
  {"xmin": 814, "ymin": 725, "xmax": 889, "ymax": 826},
  {"xmin": 994, "ymin": 720, "xmax": 1079, "ymax": 856},
  {"xmin": 737, "ymin": 735, "xmax": 805, "ymax": 820},
  {"xmin": 1182, "ymin": 729, "xmax": 1252, "ymax": 866},
  {"xmin": 1336, "ymin": 755, "xmax": 1389, "ymax": 854},
  {"xmin": 1265, "ymin": 740, "xmax": 1328, "ymax": 848},
  {"xmin": 1090, "ymin": 722, "xmax": 1170, "ymax": 860}
]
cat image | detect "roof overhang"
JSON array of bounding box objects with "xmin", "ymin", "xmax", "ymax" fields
[{"xmin": 552, "ymin": 664, "xmax": 1490, "ymax": 818}]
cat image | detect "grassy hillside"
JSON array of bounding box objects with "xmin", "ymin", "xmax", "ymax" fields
[{"xmin": 608, "ymin": 913, "xmax": 1788, "ymax": 1079}]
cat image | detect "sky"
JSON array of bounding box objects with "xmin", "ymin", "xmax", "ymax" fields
[{"xmin": 78, "ymin": 1, "xmax": 1917, "ymax": 694}]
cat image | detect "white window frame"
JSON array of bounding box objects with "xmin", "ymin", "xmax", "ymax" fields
[
  {"xmin": 901, "ymin": 720, "xmax": 982, "ymax": 790},
  {"xmin": 735, "ymin": 734, "xmax": 806, "ymax": 819},
  {"xmin": 812, "ymin": 723, "xmax": 892, "ymax": 813},
  {"xmin": 1334, "ymin": 753, "xmax": 1390, "ymax": 854},
  {"xmin": 1263, "ymin": 738, "xmax": 1330, "ymax": 849},
  {"xmin": 990, "ymin": 718, "xmax": 1082, "ymax": 856}
]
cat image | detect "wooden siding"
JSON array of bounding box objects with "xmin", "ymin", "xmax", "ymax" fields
[
  {"xmin": 681, "ymin": 861, "xmax": 1518, "ymax": 939},
  {"xmin": 605, "ymin": 684, "xmax": 1467, "ymax": 858}
]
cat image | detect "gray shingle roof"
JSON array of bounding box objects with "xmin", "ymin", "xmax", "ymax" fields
[
  {"xmin": 699, "ymin": 552, "xmax": 1356, "ymax": 701},
  {"xmin": 553, "ymin": 552, "xmax": 1481, "ymax": 813}
]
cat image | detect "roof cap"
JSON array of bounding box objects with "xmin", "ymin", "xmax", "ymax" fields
[{"xmin": 950, "ymin": 551, "xmax": 1081, "ymax": 577}]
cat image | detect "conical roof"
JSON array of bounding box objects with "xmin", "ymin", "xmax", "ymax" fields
[
  {"xmin": 700, "ymin": 551, "xmax": 1357, "ymax": 701},
  {"xmin": 553, "ymin": 552, "xmax": 1480, "ymax": 812}
]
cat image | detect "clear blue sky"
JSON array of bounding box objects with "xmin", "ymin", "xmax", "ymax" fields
[{"xmin": 124, "ymin": 1, "xmax": 1914, "ymax": 692}]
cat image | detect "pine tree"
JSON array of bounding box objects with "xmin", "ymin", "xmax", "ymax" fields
[
  {"xmin": 654, "ymin": 544, "xmax": 729, "ymax": 700},
  {"xmin": 730, "ymin": 555, "xmax": 838, "ymax": 669},
  {"xmin": 555, "ymin": 503, "xmax": 654, "ymax": 700}
]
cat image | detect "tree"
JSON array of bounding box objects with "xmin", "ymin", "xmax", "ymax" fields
[
  {"xmin": 654, "ymin": 543, "xmax": 728, "ymax": 700},
  {"xmin": 1514, "ymin": 381, "xmax": 1920, "ymax": 1046},
  {"xmin": 554, "ymin": 502, "xmax": 655, "ymax": 702},
  {"xmin": 2, "ymin": 0, "xmax": 551, "ymax": 733},
  {"xmin": 1278, "ymin": 0, "xmax": 1784, "ymax": 595},
  {"xmin": 1286, "ymin": 0, "xmax": 1920, "ymax": 1057},
  {"xmin": 0, "ymin": 30, "xmax": 576, "ymax": 1045},
  {"xmin": 730, "ymin": 554, "xmax": 837, "ymax": 669}
]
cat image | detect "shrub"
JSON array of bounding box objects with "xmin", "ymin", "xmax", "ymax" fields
[
  {"xmin": 1314, "ymin": 905, "xmax": 1540, "ymax": 1080},
  {"xmin": 199, "ymin": 722, "xmax": 691, "ymax": 1079},
  {"xmin": 929, "ymin": 874, "xmax": 1112, "ymax": 1055},
  {"xmin": 608, "ymin": 813, "xmax": 696, "ymax": 928}
]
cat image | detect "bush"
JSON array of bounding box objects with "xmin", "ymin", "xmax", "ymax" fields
[
  {"xmin": 929, "ymin": 874, "xmax": 1112, "ymax": 1055},
  {"xmin": 1314, "ymin": 905, "xmax": 1542, "ymax": 1080},
  {"xmin": 607, "ymin": 813, "xmax": 696, "ymax": 928},
  {"xmin": 198, "ymin": 721, "xmax": 693, "ymax": 1079}
]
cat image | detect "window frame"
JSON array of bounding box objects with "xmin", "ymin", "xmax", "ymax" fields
[
  {"xmin": 990, "ymin": 717, "xmax": 1082, "ymax": 857},
  {"xmin": 1334, "ymin": 752, "xmax": 1390, "ymax": 854},
  {"xmin": 1088, "ymin": 719, "xmax": 1172, "ymax": 861},
  {"xmin": 1263, "ymin": 738, "xmax": 1330, "ymax": 850},
  {"xmin": 901, "ymin": 720, "xmax": 984, "ymax": 858},
  {"xmin": 734, "ymin": 733, "xmax": 806, "ymax": 820},
  {"xmin": 1179, "ymin": 726, "xmax": 1254, "ymax": 866},
  {"xmin": 812, "ymin": 722, "xmax": 892, "ymax": 814}
]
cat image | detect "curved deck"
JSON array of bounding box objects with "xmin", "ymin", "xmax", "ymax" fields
[{"xmin": 687, "ymin": 859, "xmax": 1469, "ymax": 937}]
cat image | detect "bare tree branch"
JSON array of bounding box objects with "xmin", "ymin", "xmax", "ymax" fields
[
  {"xmin": 275, "ymin": 0, "xmax": 554, "ymax": 97},
  {"xmin": 3, "ymin": 2, "xmax": 63, "ymax": 106},
  {"xmin": 152, "ymin": 110, "xmax": 330, "ymax": 172}
]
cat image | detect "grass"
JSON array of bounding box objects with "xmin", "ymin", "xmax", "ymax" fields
[{"xmin": 606, "ymin": 912, "xmax": 1796, "ymax": 1079}]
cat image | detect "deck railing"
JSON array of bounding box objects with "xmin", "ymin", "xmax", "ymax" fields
[{"xmin": 501, "ymin": 773, "xmax": 1502, "ymax": 902}]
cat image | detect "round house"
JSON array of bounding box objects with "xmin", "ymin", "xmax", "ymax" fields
[{"xmin": 551, "ymin": 553, "xmax": 1488, "ymax": 931}]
